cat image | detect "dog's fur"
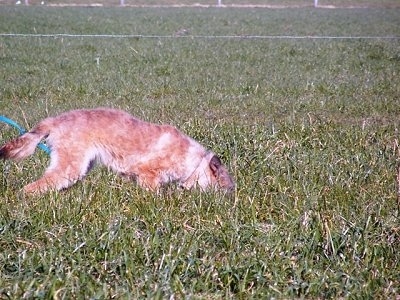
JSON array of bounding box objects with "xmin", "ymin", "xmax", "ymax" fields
[{"xmin": 0, "ymin": 108, "xmax": 234, "ymax": 195}]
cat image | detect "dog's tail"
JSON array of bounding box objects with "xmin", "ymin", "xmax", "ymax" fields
[{"xmin": 0, "ymin": 123, "xmax": 50, "ymax": 161}]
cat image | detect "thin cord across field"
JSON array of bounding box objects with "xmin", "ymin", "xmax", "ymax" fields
[{"xmin": 1, "ymin": 33, "xmax": 399, "ymax": 40}]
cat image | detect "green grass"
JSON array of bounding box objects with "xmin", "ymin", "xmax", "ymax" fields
[{"xmin": 1, "ymin": 6, "xmax": 400, "ymax": 299}]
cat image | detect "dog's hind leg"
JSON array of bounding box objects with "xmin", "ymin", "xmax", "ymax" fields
[
  {"xmin": 23, "ymin": 170, "xmax": 78, "ymax": 195},
  {"xmin": 23, "ymin": 149, "xmax": 91, "ymax": 195}
]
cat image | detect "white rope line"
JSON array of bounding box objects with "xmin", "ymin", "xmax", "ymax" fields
[{"xmin": 0, "ymin": 33, "xmax": 399, "ymax": 40}]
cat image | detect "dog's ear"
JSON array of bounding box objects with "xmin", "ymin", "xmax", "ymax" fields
[
  {"xmin": 209, "ymin": 155, "xmax": 222, "ymax": 176},
  {"xmin": 209, "ymin": 154, "xmax": 235, "ymax": 192}
]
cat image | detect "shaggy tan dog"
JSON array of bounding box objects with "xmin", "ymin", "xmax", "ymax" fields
[{"xmin": 0, "ymin": 108, "xmax": 234, "ymax": 195}]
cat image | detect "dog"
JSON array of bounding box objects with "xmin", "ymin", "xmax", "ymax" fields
[{"xmin": 0, "ymin": 108, "xmax": 234, "ymax": 195}]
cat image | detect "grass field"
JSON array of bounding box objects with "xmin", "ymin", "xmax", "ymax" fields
[{"xmin": 1, "ymin": 5, "xmax": 400, "ymax": 299}]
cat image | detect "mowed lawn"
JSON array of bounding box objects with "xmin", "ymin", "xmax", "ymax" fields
[{"xmin": 0, "ymin": 6, "xmax": 399, "ymax": 299}]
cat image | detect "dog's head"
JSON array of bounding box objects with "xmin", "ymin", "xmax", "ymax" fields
[
  {"xmin": 184, "ymin": 151, "xmax": 235, "ymax": 193},
  {"xmin": 208, "ymin": 154, "xmax": 235, "ymax": 193}
]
